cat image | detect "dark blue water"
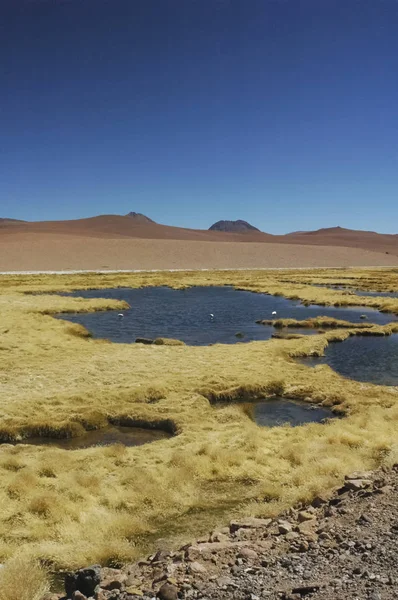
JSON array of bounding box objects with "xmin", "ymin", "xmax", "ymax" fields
[
  {"xmin": 56, "ymin": 286, "xmax": 397, "ymax": 346},
  {"xmin": 300, "ymin": 334, "xmax": 398, "ymax": 386},
  {"xmin": 243, "ymin": 398, "xmax": 334, "ymax": 427}
]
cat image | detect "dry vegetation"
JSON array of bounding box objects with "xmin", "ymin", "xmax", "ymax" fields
[{"xmin": 0, "ymin": 268, "xmax": 398, "ymax": 582}]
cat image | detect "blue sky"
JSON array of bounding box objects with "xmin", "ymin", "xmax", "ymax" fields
[{"xmin": 1, "ymin": 0, "xmax": 398, "ymax": 233}]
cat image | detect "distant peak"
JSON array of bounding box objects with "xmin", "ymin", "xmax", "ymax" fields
[
  {"xmin": 209, "ymin": 219, "xmax": 260, "ymax": 233},
  {"xmin": 125, "ymin": 212, "xmax": 156, "ymax": 224},
  {"xmin": 0, "ymin": 217, "xmax": 25, "ymax": 223}
]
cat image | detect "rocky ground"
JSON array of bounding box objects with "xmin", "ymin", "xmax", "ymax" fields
[{"xmin": 51, "ymin": 465, "xmax": 398, "ymax": 600}]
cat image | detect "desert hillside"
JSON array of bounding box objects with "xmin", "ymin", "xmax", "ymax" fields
[{"xmin": 0, "ymin": 215, "xmax": 397, "ymax": 271}]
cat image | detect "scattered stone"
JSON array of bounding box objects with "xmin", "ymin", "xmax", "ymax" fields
[{"xmin": 61, "ymin": 467, "xmax": 398, "ymax": 600}]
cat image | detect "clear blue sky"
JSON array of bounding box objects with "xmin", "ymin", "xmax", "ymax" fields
[{"xmin": 1, "ymin": 0, "xmax": 397, "ymax": 233}]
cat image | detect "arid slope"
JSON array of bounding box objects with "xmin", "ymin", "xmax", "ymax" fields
[
  {"xmin": 0, "ymin": 233, "xmax": 397, "ymax": 271},
  {"xmin": 0, "ymin": 216, "xmax": 397, "ymax": 271}
]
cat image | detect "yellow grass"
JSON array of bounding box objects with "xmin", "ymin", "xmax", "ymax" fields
[
  {"xmin": 0, "ymin": 267, "xmax": 398, "ymax": 578},
  {"xmin": 0, "ymin": 555, "xmax": 49, "ymax": 600},
  {"xmin": 257, "ymin": 316, "xmax": 381, "ymax": 329}
]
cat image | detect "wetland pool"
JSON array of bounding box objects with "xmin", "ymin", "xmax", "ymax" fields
[
  {"xmin": 299, "ymin": 334, "xmax": 398, "ymax": 386},
  {"xmin": 10, "ymin": 425, "xmax": 172, "ymax": 450},
  {"xmin": 229, "ymin": 397, "xmax": 336, "ymax": 427},
  {"xmin": 56, "ymin": 286, "xmax": 397, "ymax": 346}
]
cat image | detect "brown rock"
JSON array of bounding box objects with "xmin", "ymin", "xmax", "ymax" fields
[
  {"xmin": 278, "ymin": 521, "xmax": 293, "ymax": 534},
  {"xmin": 101, "ymin": 575, "xmax": 126, "ymax": 591},
  {"xmin": 157, "ymin": 582, "xmax": 179, "ymax": 600},
  {"xmin": 296, "ymin": 521, "xmax": 317, "ymax": 539},
  {"xmin": 299, "ymin": 540, "xmax": 310, "ymax": 552},
  {"xmin": 285, "ymin": 531, "xmax": 300, "ymax": 541},
  {"xmin": 209, "ymin": 531, "xmax": 229, "ymax": 543},
  {"xmin": 311, "ymin": 494, "xmax": 329, "ymax": 508},
  {"xmin": 72, "ymin": 593, "xmax": 87, "ymax": 600},
  {"xmin": 237, "ymin": 547, "xmax": 258, "ymax": 560},
  {"xmin": 345, "ymin": 471, "xmax": 373, "ymax": 481},
  {"xmin": 292, "ymin": 584, "xmax": 321, "ymax": 595},
  {"xmin": 230, "ymin": 517, "xmax": 272, "ymax": 533},
  {"xmin": 298, "ymin": 511, "xmax": 315, "ymax": 523},
  {"xmin": 343, "ymin": 479, "xmax": 372, "ymax": 492},
  {"xmin": 125, "ymin": 589, "xmax": 144, "ymax": 597},
  {"xmin": 216, "ymin": 576, "xmax": 237, "ymax": 588},
  {"xmin": 189, "ymin": 561, "xmax": 207, "ymax": 574}
]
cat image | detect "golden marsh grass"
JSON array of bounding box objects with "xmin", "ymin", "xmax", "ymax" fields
[{"xmin": 0, "ymin": 267, "xmax": 398, "ymax": 575}]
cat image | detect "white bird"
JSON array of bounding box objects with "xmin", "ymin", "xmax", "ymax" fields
[
  {"xmin": 209, "ymin": 313, "xmax": 214, "ymax": 320},
  {"xmin": 272, "ymin": 311, "xmax": 277, "ymax": 315},
  {"xmin": 118, "ymin": 313, "xmax": 124, "ymax": 318}
]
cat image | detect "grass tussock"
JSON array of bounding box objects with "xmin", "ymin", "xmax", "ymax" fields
[
  {"xmin": 258, "ymin": 317, "xmax": 375, "ymax": 329},
  {"xmin": 0, "ymin": 555, "xmax": 50, "ymax": 600},
  {"xmin": 0, "ymin": 268, "xmax": 398, "ymax": 570}
]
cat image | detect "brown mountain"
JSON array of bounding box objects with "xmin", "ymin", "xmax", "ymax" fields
[
  {"xmin": 0, "ymin": 214, "xmax": 273, "ymax": 242},
  {"xmin": 125, "ymin": 212, "xmax": 156, "ymax": 224},
  {"xmin": 284, "ymin": 226, "xmax": 398, "ymax": 255},
  {"xmin": 209, "ymin": 219, "xmax": 260, "ymax": 233},
  {"xmin": 0, "ymin": 218, "xmax": 25, "ymax": 225},
  {"xmin": 0, "ymin": 216, "xmax": 397, "ymax": 271},
  {"xmin": 0, "ymin": 216, "xmax": 397, "ymax": 256}
]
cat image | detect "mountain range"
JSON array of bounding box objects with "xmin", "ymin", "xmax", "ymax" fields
[{"xmin": 0, "ymin": 213, "xmax": 397, "ymax": 256}]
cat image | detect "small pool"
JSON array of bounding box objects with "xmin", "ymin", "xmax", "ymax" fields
[
  {"xmin": 56, "ymin": 286, "xmax": 397, "ymax": 346},
  {"xmin": 13, "ymin": 425, "xmax": 171, "ymax": 450},
  {"xmin": 352, "ymin": 290, "xmax": 398, "ymax": 298},
  {"xmin": 226, "ymin": 397, "xmax": 335, "ymax": 427},
  {"xmin": 299, "ymin": 334, "xmax": 398, "ymax": 386},
  {"xmin": 312, "ymin": 284, "xmax": 398, "ymax": 298}
]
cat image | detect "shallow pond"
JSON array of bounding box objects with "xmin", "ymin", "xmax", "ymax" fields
[
  {"xmin": 312, "ymin": 284, "xmax": 398, "ymax": 298},
  {"xmin": 352, "ymin": 290, "xmax": 398, "ymax": 298},
  {"xmin": 299, "ymin": 334, "xmax": 398, "ymax": 386},
  {"xmin": 223, "ymin": 397, "xmax": 335, "ymax": 427},
  {"xmin": 56, "ymin": 286, "xmax": 397, "ymax": 346},
  {"xmin": 15, "ymin": 425, "xmax": 171, "ymax": 450}
]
